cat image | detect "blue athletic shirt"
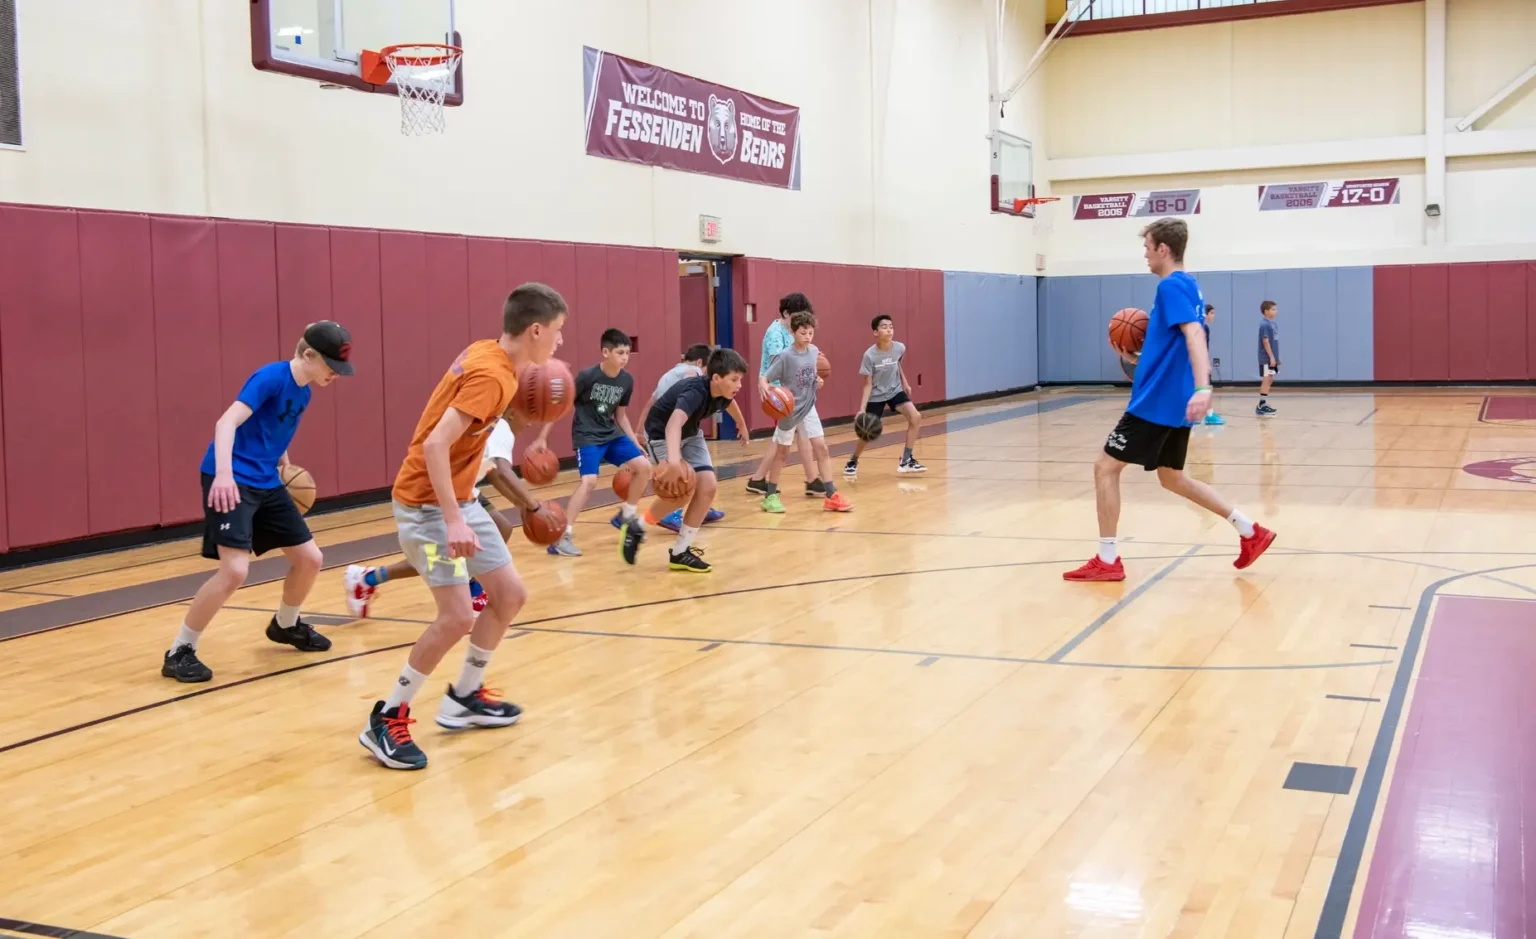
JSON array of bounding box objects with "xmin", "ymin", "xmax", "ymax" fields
[
  {"xmin": 200, "ymin": 361, "xmax": 311, "ymax": 488},
  {"xmin": 1126, "ymin": 271, "xmax": 1205, "ymax": 428}
]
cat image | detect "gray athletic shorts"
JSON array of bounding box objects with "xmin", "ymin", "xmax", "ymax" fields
[
  {"xmin": 645, "ymin": 434, "xmax": 713, "ymax": 473},
  {"xmin": 392, "ymin": 499, "xmax": 513, "ymax": 587}
]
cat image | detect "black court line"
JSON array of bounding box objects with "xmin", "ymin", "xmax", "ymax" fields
[
  {"xmin": 0, "ymin": 553, "xmax": 1396, "ymax": 758},
  {"xmin": 1313, "ymin": 561, "xmax": 1536, "ymax": 939},
  {"xmin": 0, "ymin": 395, "xmax": 1096, "ymax": 645},
  {"xmin": 1367, "ymin": 604, "xmax": 1410, "ymax": 611},
  {"xmin": 1046, "ymin": 547, "xmax": 1202, "ymax": 662},
  {"xmin": 1325, "ymin": 694, "xmax": 1381, "ymax": 703},
  {"xmin": 1349, "ymin": 643, "xmax": 1398, "ymax": 651},
  {"xmin": 0, "ymin": 916, "xmax": 127, "ymax": 939},
  {"xmin": 698, "ymin": 642, "xmax": 721, "ymax": 652}
]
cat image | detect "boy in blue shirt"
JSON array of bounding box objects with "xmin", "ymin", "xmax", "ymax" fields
[
  {"xmin": 1257, "ymin": 300, "xmax": 1279, "ymax": 414},
  {"xmin": 1202, "ymin": 304, "xmax": 1224, "ymax": 425},
  {"xmin": 162, "ymin": 321, "xmax": 354, "ymax": 682},
  {"xmin": 1064, "ymin": 219, "xmax": 1275, "ymax": 582}
]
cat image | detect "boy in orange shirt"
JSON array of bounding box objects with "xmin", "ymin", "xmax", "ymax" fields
[{"xmin": 360, "ymin": 283, "xmax": 566, "ymax": 771}]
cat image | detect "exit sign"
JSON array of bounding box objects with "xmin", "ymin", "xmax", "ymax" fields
[{"xmin": 699, "ymin": 215, "xmax": 723, "ymax": 243}]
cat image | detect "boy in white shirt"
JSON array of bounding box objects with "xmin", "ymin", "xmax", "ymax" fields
[{"xmin": 343, "ymin": 415, "xmax": 553, "ymax": 616}]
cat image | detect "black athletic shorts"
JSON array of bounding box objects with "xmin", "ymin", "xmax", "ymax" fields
[
  {"xmin": 1103, "ymin": 411, "xmax": 1190, "ymax": 472},
  {"xmin": 200, "ymin": 472, "xmax": 313, "ymax": 560},
  {"xmin": 864, "ymin": 390, "xmax": 912, "ymax": 416}
]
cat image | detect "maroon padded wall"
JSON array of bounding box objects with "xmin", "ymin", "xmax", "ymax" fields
[
  {"xmin": 731, "ymin": 257, "xmax": 947, "ymax": 433},
  {"xmin": 1375, "ymin": 261, "xmax": 1536, "ymax": 381}
]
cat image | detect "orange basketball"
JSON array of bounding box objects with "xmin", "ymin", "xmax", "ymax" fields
[
  {"xmin": 1109, "ymin": 308, "xmax": 1149, "ymax": 356},
  {"xmin": 513, "ymin": 359, "xmax": 575, "ymax": 423},
  {"xmin": 613, "ymin": 465, "xmax": 634, "ymax": 502},
  {"xmin": 762, "ymin": 385, "xmax": 794, "ymax": 420},
  {"xmin": 521, "ymin": 501, "xmax": 568, "ymax": 546},
  {"xmin": 280, "ymin": 464, "xmax": 316, "ymax": 514},
  {"xmin": 653, "ymin": 461, "xmax": 696, "ymax": 501},
  {"xmin": 521, "ymin": 446, "xmax": 559, "ymax": 485},
  {"xmin": 816, "ymin": 353, "xmax": 831, "ymax": 382}
]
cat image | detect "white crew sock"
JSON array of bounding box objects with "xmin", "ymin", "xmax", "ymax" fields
[
  {"xmin": 384, "ymin": 664, "xmax": 428, "ymax": 712},
  {"xmin": 171, "ymin": 623, "xmax": 201, "ymax": 653},
  {"xmin": 1227, "ymin": 509, "xmax": 1255, "ymax": 538},
  {"xmin": 673, "ymin": 524, "xmax": 699, "ymax": 553},
  {"xmin": 276, "ymin": 603, "xmax": 300, "ymax": 628},
  {"xmin": 621, "ymin": 502, "xmax": 637, "ymax": 520},
  {"xmin": 453, "ymin": 643, "xmax": 494, "ymax": 698},
  {"xmin": 1098, "ymin": 538, "xmax": 1119, "ymax": 564}
]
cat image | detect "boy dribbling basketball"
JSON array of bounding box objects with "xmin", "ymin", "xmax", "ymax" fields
[
  {"xmin": 360, "ymin": 284, "xmax": 565, "ymax": 771},
  {"xmin": 1064, "ymin": 219, "xmax": 1275, "ymax": 582},
  {"xmin": 843, "ymin": 313, "xmax": 926, "ymax": 480},
  {"xmin": 745, "ymin": 293, "xmax": 823, "ymax": 499},
  {"xmin": 760, "ymin": 312, "xmax": 850, "ymax": 513},
  {"xmin": 162, "ymin": 321, "xmax": 354, "ymax": 683}
]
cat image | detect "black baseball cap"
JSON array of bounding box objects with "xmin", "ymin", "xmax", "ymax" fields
[{"xmin": 303, "ymin": 321, "xmax": 355, "ymax": 376}]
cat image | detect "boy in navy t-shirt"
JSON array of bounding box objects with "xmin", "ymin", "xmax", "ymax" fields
[
  {"xmin": 1064, "ymin": 219, "xmax": 1275, "ymax": 582},
  {"xmin": 162, "ymin": 321, "xmax": 355, "ymax": 683}
]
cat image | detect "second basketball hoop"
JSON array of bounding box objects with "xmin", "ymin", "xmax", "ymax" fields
[{"xmin": 361, "ymin": 43, "xmax": 463, "ymax": 135}]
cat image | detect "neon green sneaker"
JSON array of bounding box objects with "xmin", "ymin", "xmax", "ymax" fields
[{"xmin": 760, "ymin": 492, "xmax": 785, "ymax": 514}]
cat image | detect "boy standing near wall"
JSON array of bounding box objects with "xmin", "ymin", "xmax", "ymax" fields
[
  {"xmin": 163, "ymin": 322, "xmax": 354, "ymax": 683},
  {"xmin": 1202, "ymin": 304, "xmax": 1224, "ymax": 425},
  {"xmin": 744, "ymin": 293, "xmax": 823, "ymax": 499},
  {"xmin": 1257, "ymin": 300, "xmax": 1279, "ymax": 415},
  {"xmin": 359, "ymin": 284, "xmax": 565, "ymax": 771},
  {"xmin": 1063, "ymin": 219, "xmax": 1274, "ymax": 582},
  {"xmin": 843, "ymin": 313, "xmax": 926, "ymax": 480},
  {"xmin": 761, "ymin": 312, "xmax": 850, "ymax": 513}
]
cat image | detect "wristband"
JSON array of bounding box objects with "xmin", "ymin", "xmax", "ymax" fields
[{"xmin": 1195, "ymin": 386, "xmax": 1212, "ymax": 392}]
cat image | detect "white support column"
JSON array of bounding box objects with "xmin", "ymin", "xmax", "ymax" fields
[{"xmin": 1424, "ymin": 0, "xmax": 1446, "ymax": 246}]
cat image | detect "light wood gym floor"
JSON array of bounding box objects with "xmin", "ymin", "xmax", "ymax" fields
[{"xmin": 0, "ymin": 387, "xmax": 1533, "ymax": 939}]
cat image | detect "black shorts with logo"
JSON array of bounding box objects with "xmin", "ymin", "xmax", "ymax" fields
[
  {"xmin": 1103, "ymin": 411, "xmax": 1190, "ymax": 472},
  {"xmin": 864, "ymin": 390, "xmax": 912, "ymax": 416},
  {"xmin": 200, "ymin": 472, "xmax": 313, "ymax": 560}
]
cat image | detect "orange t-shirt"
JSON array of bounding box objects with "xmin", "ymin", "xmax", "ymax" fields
[{"xmin": 392, "ymin": 340, "xmax": 519, "ymax": 507}]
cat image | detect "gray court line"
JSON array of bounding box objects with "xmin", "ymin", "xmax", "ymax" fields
[
  {"xmin": 1325, "ymin": 694, "xmax": 1381, "ymax": 703},
  {"xmin": 1368, "ymin": 604, "xmax": 1410, "ymax": 611},
  {"xmin": 1349, "ymin": 643, "xmax": 1398, "ymax": 650},
  {"xmin": 1355, "ymin": 408, "xmax": 1378, "ymax": 426},
  {"xmin": 1313, "ymin": 561, "xmax": 1536, "ymax": 938},
  {"xmin": 1045, "ymin": 547, "xmax": 1203, "ymax": 663}
]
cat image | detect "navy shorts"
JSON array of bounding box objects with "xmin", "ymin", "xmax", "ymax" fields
[
  {"xmin": 577, "ymin": 436, "xmax": 645, "ymax": 477},
  {"xmin": 200, "ymin": 472, "xmax": 313, "ymax": 560},
  {"xmin": 864, "ymin": 391, "xmax": 912, "ymax": 416}
]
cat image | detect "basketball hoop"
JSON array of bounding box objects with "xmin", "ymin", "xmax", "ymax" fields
[
  {"xmin": 1013, "ymin": 196, "xmax": 1060, "ymax": 237},
  {"xmin": 360, "ymin": 43, "xmax": 463, "ymax": 136}
]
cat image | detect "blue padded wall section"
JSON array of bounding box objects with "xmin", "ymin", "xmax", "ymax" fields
[
  {"xmin": 943, "ymin": 271, "xmax": 1038, "ymax": 399},
  {"xmin": 1039, "ymin": 267, "xmax": 1377, "ymax": 383}
]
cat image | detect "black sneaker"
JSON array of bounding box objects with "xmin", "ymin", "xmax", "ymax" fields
[
  {"xmin": 265, "ymin": 616, "xmax": 332, "ymax": 652},
  {"xmin": 745, "ymin": 477, "xmax": 770, "ymax": 495},
  {"xmin": 669, "ymin": 546, "xmax": 712, "ymax": 573},
  {"xmin": 805, "ymin": 479, "xmax": 827, "ymax": 498},
  {"xmin": 162, "ymin": 644, "xmax": 212, "ymax": 683},
  {"xmin": 620, "ymin": 519, "xmax": 646, "ymax": 565},
  {"xmin": 359, "ymin": 701, "xmax": 427, "ymax": 770},
  {"xmin": 436, "ymin": 684, "xmax": 523, "ymax": 729}
]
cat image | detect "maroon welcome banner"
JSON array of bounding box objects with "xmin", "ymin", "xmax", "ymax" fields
[{"xmin": 583, "ymin": 47, "xmax": 803, "ymax": 190}]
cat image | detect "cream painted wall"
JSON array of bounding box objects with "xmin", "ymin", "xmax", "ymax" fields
[
  {"xmin": 1039, "ymin": 0, "xmax": 1536, "ymax": 274},
  {"xmin": 0, "ymin": 0, "xmax": 1048, "ymax": 276}
]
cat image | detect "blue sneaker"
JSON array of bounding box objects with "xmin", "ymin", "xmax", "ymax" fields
[
  {"xmin": 659, "ymin": 509, "xmax": 683, "ymax": 532},
  {"xmin": 1203, "ymin": 412, "xmax": 1225, "ymax": 425},
  {"xmin": 610, "ymin": 510, "xmax": 624, "ymax": 529},
  {"xmin": 704, "ymin": 508, "xmax": 724, "ymax": 524}
]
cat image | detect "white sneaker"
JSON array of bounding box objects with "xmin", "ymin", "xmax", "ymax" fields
[
  {"xmin": 343, "ymin": 564, "xmax": 375, "ymax": 617},
  {"xmin": 897, "ymin": 458, "xmax": 927, "ymax": 474}
]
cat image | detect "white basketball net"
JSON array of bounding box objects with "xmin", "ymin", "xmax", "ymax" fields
[{"xmin": 384, "ymin": 46, "xmax": 462, "ymax": 136}]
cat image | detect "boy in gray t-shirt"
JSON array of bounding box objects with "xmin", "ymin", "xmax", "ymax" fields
[
  {"xmin": 844, "ymin": 314, "xmax": 925, "ymax": 480},
  {"xmin": 1257, "ymin": 299, "xmax": 1279, "ymax": 415},
  {"xmin": 759, "ymin": 311, "xmax": 850, "ymax": 513}
]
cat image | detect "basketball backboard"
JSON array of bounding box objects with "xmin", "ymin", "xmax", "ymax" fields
[
  {"xmin": 989, "ymin": 130, "xmax": 1034, "ymax": 216},
  {"xmin": 251, "ymin": 0, "xmax": 463, "ymax": 105}
]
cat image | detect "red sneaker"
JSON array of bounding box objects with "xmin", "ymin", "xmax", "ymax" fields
[
  {"xmin": 1234, "ymin": 524, "xmax": 1276, "ymax": 569},
  {"xmin": 1063, "ymin": 556, "xmax": 1126, "ymax": 582}
]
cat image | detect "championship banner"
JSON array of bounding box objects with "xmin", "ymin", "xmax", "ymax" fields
[
  {"xmin": 1072, "ymin": 189, "xmax": 1201, "ymax": 220},
  {"xmin": 1257, "ymin": 178, "xmax": 1401, "ymax": 211},
  {"xmin": 582, "ymin": 46, "xmax": 802, "ymax": 190}
]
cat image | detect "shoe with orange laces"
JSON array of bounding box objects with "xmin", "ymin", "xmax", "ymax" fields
[
  {"xmin": 436, "ymin": 684, "xmax": 523, "ymax": 729},
  {"xmin": 1234, "ymin": 524, "xmax": 1277, "ymax": 569},
  {"xmin": 359, "ymin": 701, "xmax": 427, "ymax": 770},
  {"xmin": 1063, "ymin": 556, "xmax": 1126, "ymax": 582},
  {"xmin": 823, "ymin": 492, "xmax": 852, "ymax": 512}
]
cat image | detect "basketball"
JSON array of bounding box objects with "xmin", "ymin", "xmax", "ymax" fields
[
  {"xmin": 613, "ymin": 465, "xmax": 633, "ymax": 502},
  {"xmin": 280, "ymin": 464, "xmax": 316, "ymax": 514},
  {"xmin": 762, "ymin": 385, "xmax": 794, "ymax": 420},
  {"xmin": 853, "ymin": 411, "xmax": 883, "ymax": 442},
  {"xmin": 513, "ymin": 358, "xmax": 575, "ymax": 423},
  {"xmin": 653, "ymin": 461, "xmax": 696, "ymax": 501},
  {"xmin": 816, "ymin": 353, "xmax": 831, "ymax": 382},
  {"xmin": 521, "ymin": 501, "xmax": 568, "ymax": 547},
  {"xmin": 521, "ymin": 446, "xmax": 559, "ymax": 485},
  {"xmin": 1108, "ymin": 308, "xmax": 1148, "ymax": 356}
]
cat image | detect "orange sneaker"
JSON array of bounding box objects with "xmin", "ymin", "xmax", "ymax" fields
[
  {"xmin": 1063, "ymin": 556, "xmax": 1126, "ymax": 582},
  {"xmin": 823, "ymin": 493, "xmax": 852, "ymax": 512}
]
